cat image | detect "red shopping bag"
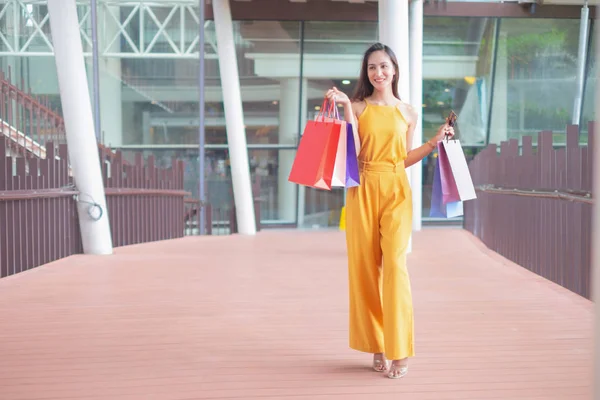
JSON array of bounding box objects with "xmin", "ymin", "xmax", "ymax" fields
[
  {"xmin": 288, "ymin": 99, "xmax": 342, "ymax": 190},
  {"xmin": 316, "ymin": 100, "xmax": 346, "ymax": 187}
]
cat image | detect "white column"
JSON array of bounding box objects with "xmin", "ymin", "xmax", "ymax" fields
[
  {"xmin": 409, "ymin": 0, "xmax": 423, "ymax": 232},
  {"xmin": 47, "ymin": 0, "xmax": 113, "ymax": 254},
  {"xmin": 212, "ymin": 0, "xmax": 256, "ymax": 235},
  {"xmin": 278, "ymin": 78, "xmax": 307, "ymax": 223},
  {"xmin": 379, "ymin": 0, "xmax": 410, "ymax": 102},
  {"xmin": 379, "ymin": 0, "xmax": 412, "ymax": 251}
]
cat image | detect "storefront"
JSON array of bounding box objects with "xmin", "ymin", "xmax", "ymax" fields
[{"xmin": 0, "ymin": 0, "xmax": 595, "ymax": 229}]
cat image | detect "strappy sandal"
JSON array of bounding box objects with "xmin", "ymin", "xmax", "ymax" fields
[
  {"xmin": 372, "ymin": 356, "xmax": 389, "ymax": 372},
  {"xmin": 387, "ymin": 363, "xmax": 408, "ymax": 379}
]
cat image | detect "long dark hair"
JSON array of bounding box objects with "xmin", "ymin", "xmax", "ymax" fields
[{"xmin": 351, "ymin": 42, "xmax": 401, "ymax": 102}]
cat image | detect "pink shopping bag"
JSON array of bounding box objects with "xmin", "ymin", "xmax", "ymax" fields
[{"xmin": 440, "ymin": 139, "xmax": 477, "ymax": 202}]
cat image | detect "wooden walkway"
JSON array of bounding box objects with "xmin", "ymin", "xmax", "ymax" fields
[{"xmin": 0, "ymin": 229, "xmax": 593, "ymax": 399}]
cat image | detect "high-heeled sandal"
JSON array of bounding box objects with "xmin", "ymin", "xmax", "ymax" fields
[
  {"xmin": 372, "ymin": 358, "xmax": 388, "ymax": 372},
  {"xmin": 387, "ymin": 364, "xmax": 408, "ymax": 379}
]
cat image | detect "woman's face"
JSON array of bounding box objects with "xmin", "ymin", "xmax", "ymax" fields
[{"xmin": 367, "ymin": 50, "xmax": 396, "ymax": 92}]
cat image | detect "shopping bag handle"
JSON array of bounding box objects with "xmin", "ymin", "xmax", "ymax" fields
[
  {"xmin": 444, "ymin": 110, "xmax": 457, "ymax": 142},
  {"xmin": 316, "ymin": 97, "xmax": 340, "ymax": 121},
  {"xmin": 326, "ymin": 98, "xmax": 340, "ymax": 119}
]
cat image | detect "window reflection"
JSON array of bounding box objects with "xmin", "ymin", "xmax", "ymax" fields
[{"xmin": 1, "ymin": 6, "xmax": 591, "ymax": 227}]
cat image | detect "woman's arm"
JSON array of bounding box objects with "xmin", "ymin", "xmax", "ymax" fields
[
  {"xmin": 343, "ymin": 103, "xmax": 356, "ymax": 125},
  {"xmin": 343, "ymin": 102, "xmax": 362, "ymax": 156},
  {"xmin": 401, "ymin": 104, "xmax": 452, "ymax": 168},
  {"xmin": 404, "ymin": 140, "xmax": 437, "ymax": 168},
  {"xmin": 325, "ymin": 87, "xmax": 363, "ymax": 155}
]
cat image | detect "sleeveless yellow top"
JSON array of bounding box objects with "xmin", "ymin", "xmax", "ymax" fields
[{"xmin": 356, "ymin": 100, "xmax": 409, "ymax": 165}]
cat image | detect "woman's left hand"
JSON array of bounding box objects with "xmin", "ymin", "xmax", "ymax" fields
[
  {"xmin": 433, "ymin": 123, "xmax": 455, "ymax": 143},
  {"xmin": 325, "ymin": 87, "xmax": 351, "ymax": 107}
]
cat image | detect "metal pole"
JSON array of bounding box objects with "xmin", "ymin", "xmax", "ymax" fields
[
  {"xmin": 90, "ymin": 0, "xmax": 102, "ymax": 142},
  {"xmin": 198, "ymin": 0, "xmax": 206, "ymax": 235},
  {"xmin": 295, "ymin": 21, "xmax": 305, "ymax": 228},
  {"xmin": 485, "ymin": 18, "xmax": 501, "ymax": 146},
  {"xmin": 572, "ymin": 2, "xmax": 589, "ymax": 127}
]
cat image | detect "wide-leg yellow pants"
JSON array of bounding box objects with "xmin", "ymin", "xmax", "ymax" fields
[{"xmin": 345, "ymin": 161, "xmax": 414, "ymax": 361}]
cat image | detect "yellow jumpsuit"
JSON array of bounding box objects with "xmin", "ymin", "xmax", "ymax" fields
[{"xmin": 345, "ymin": 100, "xmax": 414, "ymax": 361}]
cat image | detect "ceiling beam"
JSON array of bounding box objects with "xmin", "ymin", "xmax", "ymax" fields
[{"xmin": 203, "ymin": 0, "xmax": 595, "ymax": 21}]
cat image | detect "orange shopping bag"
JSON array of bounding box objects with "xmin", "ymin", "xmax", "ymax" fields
[{"xmin": 288, "ymin": 99, "xmax": 342, "ymax": 190}]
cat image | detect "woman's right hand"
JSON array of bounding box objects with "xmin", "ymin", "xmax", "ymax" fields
[
  {"xmin": 433, "ymin": 123, "xmax": 455, "ymax": 143},
  {"xmin": 325, "ymin": 87, "xmax": 351, "ymax": 107}
]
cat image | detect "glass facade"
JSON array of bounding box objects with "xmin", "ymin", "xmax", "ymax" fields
[{"xmin": 0, "ymin": 1, "xmax": 594, "ymax": 228}]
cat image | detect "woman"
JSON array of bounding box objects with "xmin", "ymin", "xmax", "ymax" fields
[{"xmin": 326, "ymin": 42, "xmax": 454, "ymax": 379}]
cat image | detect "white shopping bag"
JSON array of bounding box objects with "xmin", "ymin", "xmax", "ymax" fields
[
  {"xmin": 331, "ymin": 120, "xmax": 347, "ymax": 187},
  {"xmin": 440, "ymin": 139, "xmax": 477, "ymax": 201}
]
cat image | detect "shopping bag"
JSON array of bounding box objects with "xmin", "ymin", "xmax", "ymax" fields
[
  {"xmin": 345, "ymin": 123, "xmax": 360, "ymax": 188},
  {"xmin": 314, "ymin": 99, "xmax": 360, "ymax": 189},
  {"xmin": 315, "ymin": 99, "xmax": 346, "ymax": 187},
  {"xmin": 330, "ymin": 120, "xmax": 347, "ymax": 188},
  {"xmin": 437, "ymin": 142, "xmax": 461, "ymax": 204},
  {"xmin": 288, "ymin": 100, "xmax": 342, "ymax": 190},
  {"xmin": 440, "ymin": 139, "xmax": 477, "ymax": 202},
  {"xmin": 429, "ymin": 154, "xmax": 463, "ymax": 218}
]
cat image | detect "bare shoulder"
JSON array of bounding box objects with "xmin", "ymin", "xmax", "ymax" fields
[
  {"xmin": 352, "ymin": 100, "xmax": 367, "ymax": 118},
  {"xmin": 396, "ymin": 101, "xmax": 418, "ymax": 125}
]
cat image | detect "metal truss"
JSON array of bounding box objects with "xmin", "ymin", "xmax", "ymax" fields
[{"xmin": 0, "ymin": 0, "xmax": 212, "ymax": 58}]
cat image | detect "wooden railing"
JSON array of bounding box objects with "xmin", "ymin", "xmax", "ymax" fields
[
  {"xmin": 99, "ymin": 147, "xmax": 187, "ymax": 247},
  {"xmin": 0, "ymin": 70, "xmax": 66, "ymax": 158},
  {"xmin": 0, "ymin": 136, "xmax": 190, "ymax": 278},
  {"xmin": 0, "ymin": 67, "xmax": 229, "ymax": 278},
  {"xmin": 464, "ymin": 123, "xmax": 594, "ymax": 299},
  {"xmin": 0, "ymin": 138, "xmax": 78, "ymax": 277}
]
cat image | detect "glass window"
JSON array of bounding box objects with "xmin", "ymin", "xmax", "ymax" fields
[
  {"xmin": 301, "ymin": 21, "xmax": 377, "ymax": 228},
  {"xmin": 421, "ymin": 16, "xmax": 497, "ymax": 218},
  {"xmin": 205, "ymin": 21, "xmax": 303, "ymax": 225},
  {"xmin": 203, "ymin": 21, "xmax": 302, "ymax": 146},
  {"xmin": 491, "ymin": 18, "xmax": 581, "ymax": 145},
  {"xmin": 4, "ymin": 2, "xmax": 592, "ymax": 230},
  {"xmin": 97, "ymin": 3, "xmax": 201, "ymax": 147},
  {"xmin": 0, "ymin": 2, "xmax": 88, "ymax": 145}
]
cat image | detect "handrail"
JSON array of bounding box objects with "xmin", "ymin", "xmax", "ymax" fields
[
  {"xmin": 0, "ymin": 188, "xmax": 78, "ymax": 200},
  {"xmin": 104, "ymin": 188, "xmax": 191, "ymax": 197},
  {"xmin": 475, "ymin": 184, "xmax": 593, "ymax": 204}
]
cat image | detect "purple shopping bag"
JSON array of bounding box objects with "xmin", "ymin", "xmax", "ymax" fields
[
  {"xmin": 437, "ymin": 141, "xmax": 461, "ymax": 204},
  {"xmin": 429, "ymin": 154, "xmax": 463, "ymax": 218},
  {"xmin": 345, "ymin": 123, "xmax": 360, "ymax": 188}
]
